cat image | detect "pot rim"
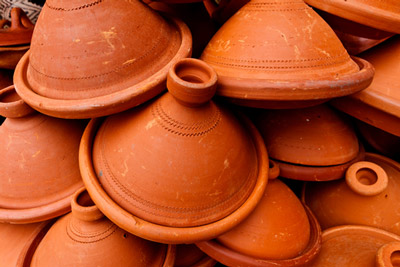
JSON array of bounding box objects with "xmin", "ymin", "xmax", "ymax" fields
[
  {"xmin": 272, "ymin": 141, "xmax": 365, "ymax": 181},
  {"xmin": 13, "ymin": 16, "xmax": 192, "ymax": 119},
  {"xmin": 304, "ymin": 0, "xmax": 400, "ymax": 34},
  {"xmin": 213, "ymin": 56, "xmax": 374, "ymax": 106},
  {"xmin": 194, "ymin": 205, "xmax": 321, "ymax": 267},
  {"xmin": 322, "ymin": 225, "xmax": 400, "ymax": 242},
  {"xmin": 79, "ymin": 110, "xmax": 269, "ymax": 244}
]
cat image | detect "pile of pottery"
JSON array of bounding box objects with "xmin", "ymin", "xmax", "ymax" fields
[{"xmin": 1, "ymin": 0, "xmax": 400, "ymax": 266}]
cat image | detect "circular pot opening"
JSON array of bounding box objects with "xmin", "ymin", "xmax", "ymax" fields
[
  {"xmin": 391, "ymin": 251, "xmax": 400, "ymax": 266},
  {"xmin": 356, "ymin": 168, "xmax": 378, "ymax": 186},
  {"xmin": 76, "ymin": 190, "xmax": 96, "ymax": 208},
  {"xmin": 174, "ymin": 60, "xmax": 212, "ymax": 84},
  {"xmin": 0, "ymin": 89, "xmax": 20, "ymax": 103}
]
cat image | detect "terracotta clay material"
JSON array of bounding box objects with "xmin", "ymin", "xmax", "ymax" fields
[
  {"xmin": 331, "ymin": 36, "xmax": 400, "ymax": 137},
  {"xmin": 308, "ymin": 225, "xmax": 400, "ymax": 267},
  {"xmin": 30, "ymin": 188, "xmax": 175, "ymax": 266},
  {"xmin": 376, "ymin": 242, "xmax": 400, "ymax": 267},
  {"xmin": 304, "ymin": 0, "xmax": 400, "ymax": 34},
  {"xmin": 0, "ymin": 8, "xmax": 34, "ymax": 46},
  {"xmin": 304, "ymin": 153, "xmax": 400, "ymax": 235},
  {"xmin": 79, "ymin": 58, "xmax": 268, "ymax": 244},
  {"xmin": 14, "ymin": 0, "xmax": 192, "ymax": 119},
  {"xmin": 200, "ymin": 0, "xmax": 374, "ymax": 109},
  {"xmin": 0, "ymin": 220, "xmax": 53, "ymax": 267},
  {"xmin": 0, "ymin": 85, "xmax": 85, "ymax": 223},
  {"xmin": 175, "ymin": 244, "xmax": 216, "ymax": 267},
  {"xmin": 253, "ymin": 104, "xmax": 364, "ymax": 181},
  {"xmin": 196, "ymin": 179, "xmax": 321, "ymax": 266}
]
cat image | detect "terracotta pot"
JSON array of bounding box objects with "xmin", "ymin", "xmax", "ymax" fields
[
  {"xmin": 331, "ymin": 35, "xmax": 400, "ymax": 137},
  {"xmin": 0, "ymin": 85, "xmax": 85, "ymax": 223},
  {"xmin": 200, "ymin": 0, "xmax": 374, "ymax": 109},
  {"xmin": 14, "ymin": 0, "xmax": 192, "ymax": 119},
  {"xmin": 175, "ymin": 244, "xmax": 216, "ymax": 267},
  {"xmin": 0, "ymin": 220, "xmax": 53, "ymax": 267},
  {"xmin": 196, "ymin": 179, "xmax": 321, "ymax": 266},
  {"xmin": 304, "ymin": 153, "xmax": 400, "ymax": 235},
  {"xmin": 79, "ymin": 58, "xmax": 269, "ymax": 244},
  {"xmin": 357, "ymin": 120, "xmax": 400, "ymax": 160},
  {"xmin": 0, "ymin": 8, "xmax": 34, "ymax": 46},
  {"xmin": 30, "ymin": 188, "xmax": 175, "ymax": 266},
  {"xmin": 304, "ymin": 0, "xmax": 400, "ymax": 34},
  {"xmin": 253, "ymin": 104, "xmax": 364, "ymax": 181},
  {"xmin": 307, "ymin": 225, "xmax": 400, "ymax": 267},
  {"xmin": 376, "ymin": 242, "xmax": 400, "ymax": 267}
]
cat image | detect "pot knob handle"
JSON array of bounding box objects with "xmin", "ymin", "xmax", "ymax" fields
[
  {"xmin": 376, "ymin": 242, "xmax": 400, "ymax": 267},
  {"xmin": 346, "ymin": 161, "xmax": 388, "ymax": 197}
]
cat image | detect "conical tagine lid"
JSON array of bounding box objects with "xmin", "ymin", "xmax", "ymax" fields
[
  {"xmin": 79, "ymin": 58, "xmax": 269, "ymax": 244},
  {"xmin": 196, "ymin": 179, "xmax": 321, "ymax": 266},
  {"xmin": 308, "ymin": 225, "xmax": 400, "ymax": 267},
  {"xmin": 200, "ymin": 0, "xmax": 374, "ymax": 109},
  {"xmin": 30, "ymin": 188, "xmax": 176, "ymax": 266},
  {"xmin": 252, "ymin": 104, "xmax": 364, "ymax": 181},
  {"xmin": 0, "ymin": 85, "xmax": 85, "ymax": 223},
  {"xmin": 331, "ymin": 36, "xmax": 400, "ymax": 137},
  {"xmin": 14, "ymin": 0, "xmax": 192, "ymax": 119},
  {"xmin": 304, "ymin": 153, "xmax": 400, "ymax": 236},
  {"xmin": 304, "ymin": 0, "xmax": 400, "ymax": 34}
]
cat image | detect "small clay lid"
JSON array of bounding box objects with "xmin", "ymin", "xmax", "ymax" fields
[
  {"xmin": 309, "ymin": 225, "xmax": 400, "ymax": 267},
  {"xmin": 0, "ymin": 220, "xmax": 53, "ymax": 267},
  {"xmin": 14, "ymin": 0, "xmax": 192, "ymax": 119},
  {"xmin": 331, "ymin": 36, "xmax": 400, "ymax": 137},
  {"xmin": 196, "ymin": 179, "xmax": 321, "ymax": 266},
  {"xmin": 200, "ymin": 0, "xmax": 374, "ymax": 109},
  {"xmin": 79, "ymin": 58, "xmax": 269, "ymax": 243},
  {"xmin": 304, "ymin": 0, "xmax": 400, "ymax": 34},
  {"xmin": 0, "ymin": 8, "xmax": 34, "ymax": 46},
  {"xmin": 304, "ymin": 153, "xmax": 400, "ymax": 235},
  {"xmin": 30, "ymin": 188, "xmax": 175, "ymax": 266},
  {"xmin": 253, "ymin": 104, "xmax": 364, "ymax": 181},
  {"xmin": 0, "ymin": 85, "xmax": 85, "ymax": 223}
]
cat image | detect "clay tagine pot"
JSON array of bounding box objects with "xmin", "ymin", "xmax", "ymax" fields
[
  {"xmin": 14, "ymin": 0, "xmax": 192, "ymax": 119},
  {"xmin": 307, "ymin": 225, "xmax": 400, "ymax": 267},
  {"xmin": 252, "ymin": 104, "xmax": 364, "ymax": 181},
  {"xmin": 200, "ymin": 0, "xmax": 374, "ymax": 109},
  {"xmin": 30, "ymin": 187, "xmax": 176, "ymax": 266},
  {"xmin": 196, "ymin": 178, "xmax": 321, "ymax": 266},
  {"xmin": 175, "ymin": 244, "xmax": 216, "ymax": 267},
  {"xmin": 304, "ymin": 0, "xmax": 400, "ymax": 35},
  {"xmin": 79, "ymin": 58, "xmax": 269, "ymax": 244},
  {"xmin": 331, "ymin": 35, "xmax": 400, "ymax": 137},
  {"xmin": 0, "ymin": 85, "xmax": 85, "ymax": 223},
  {"xmin": 0, "ymin": 8, "xmax": 33, "ymax": 69},
  {"xmin": 0, "ymin": 220, "xmax": 53, "ymax": 267},
  {"xmin": 304, "ymin": 153, "xmax": 400, "ymax": 235}
]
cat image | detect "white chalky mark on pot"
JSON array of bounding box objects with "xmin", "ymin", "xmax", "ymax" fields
[
  {"xmin": 121, "ymin": 159, "xmax": 129, "ymax": 177},
  {"xmin": 145, "ymin": 119, "xmax": 157, "ymax": 130},
  {"xmin": 73, "ymin": 39, "xmax": 80, "ymax": 43},
  {"xmin": 224, "ymin": 159, "xmax": 229, "ymax": 169},
  {"xmin": 316, "ymin": 47, "xmax": 331, "ymax": 57},
  {"xmin": 102, "ymin": 27, "xmax": 117, "ymax": 50},
  {"xmin": 103, "ymin": 61, "xmax": 111, "ymax": 65},
  {"xmin": 32, "ymin": 150, "xmax": 41, "ymax": 158},
  {"xmin": 123, "ymin": 59, "xmax": 137, "ymax": 65}
]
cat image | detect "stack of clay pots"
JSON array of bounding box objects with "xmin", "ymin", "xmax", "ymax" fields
[{"xmin": 1, "ymin": 0, "xmax": 400, "ymax": 266}]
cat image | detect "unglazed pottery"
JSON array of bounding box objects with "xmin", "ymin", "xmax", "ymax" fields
[
  {"xmin": 331, "ymin": 36, "xmax": 400, "ymax": 137},
  {"xmin": 175, "ymin": 244, "xmax": 216, "ymax": 267},
  {"xmin": 0, "ymin": 85, "xmax": 85, "ymax": 223},
  {"xmin": 253, "ymin": 104, "xmax": 364, "ymax": 181},
  {"xmin": 304, "ymin": 153, "xmax": 400, "ymax": 235},
  {"xmin": 307, "ymin": 225, "xmax": 400, "ymax": 267},
  {"xmin": 196, "ymin": 179, "xmax": 321, "ymax": 266},
  {"xmin": 14, "ymin": 0, "xmax": 192, "ymax": 119},
  {"xmin": 79, "ymin": 58, "xmax": 269, "ymax": 243},
  {"xmin": 30, "ymin": 188, "xmax": 175, "ymax": 266},
  {"xmin": 200, "ymin": 0, "xmax": 374, "ymax": 109},
  {"xmin": 304, "ymin": 0, "xmax": 400, "ymax": 34},
  {"xmin": 0, "ymin": 45, "xmax": 29, "ymax": 69},
  {"xmin": 0, "ymin": 8, "xmax": 34, "ymax": 46},
  {"xmin": 0, "ymin": 220, "xmax": 53, "ymax": 267}
]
